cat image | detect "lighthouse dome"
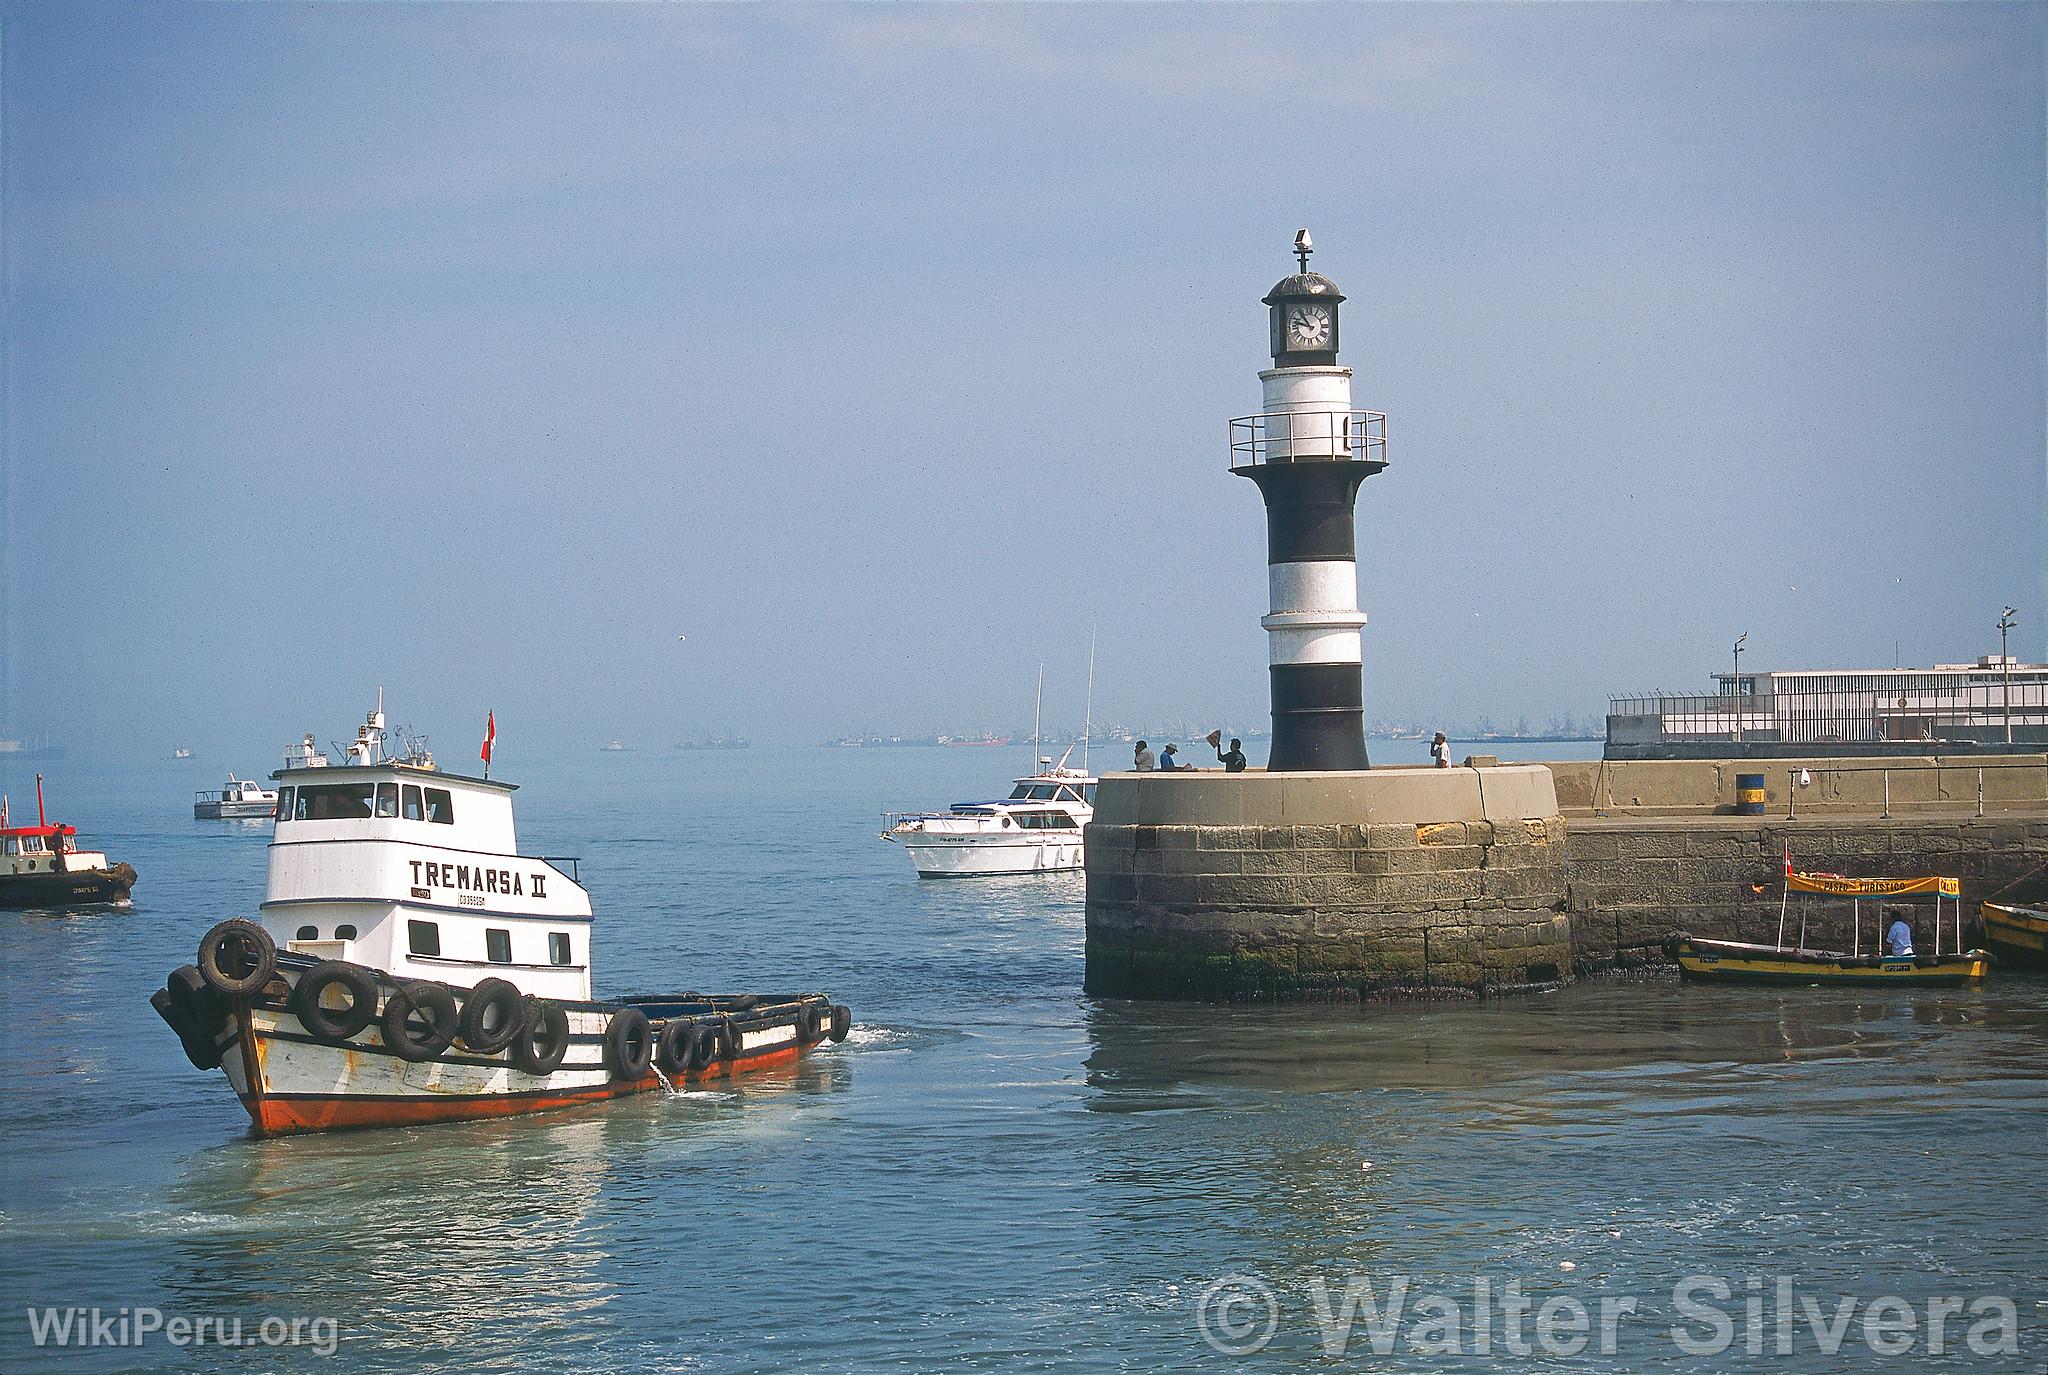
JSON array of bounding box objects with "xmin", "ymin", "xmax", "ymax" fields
[{"xmin": 1262, "ymin": 272, "xmax": 1345, "ymax": 305}]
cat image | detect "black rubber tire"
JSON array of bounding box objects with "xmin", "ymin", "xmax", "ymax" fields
[
  {"xmin": 152, "ymin": 987, "xmax": 223, "ymax": 1070},
  {"xmin": 512, "ymin": 999, "xmax": 570, "ymax": 1077},
  {"xmin": 795, "ymin": 1005, "xmax": 823, "ymax": 1042},
  {"xmin": 829, "ymin": 1004, "xmax": 852, "ymax": 1043},
  {"xmin": 459, "ymin": 977, "xmax": 527, "ymax": 1053},
  {"xmin": 720, "ymin": 1017, "xmax": 745, "ymax": 1060},
  {"xmin": 167, "ymin": 964, "xmax": 228, "ymax": 1039},
  {"xmin": 684, "ymin": 1021, "xmax": 717, "ymax": 1071},
  {"xmin": 289, "ymin": 961, "xmax": 380, "ymax": 1042},
  {"xmin": 655, "ymin": 1018, "xmax": 696, "ymax": 1077},
  {"xmin": 381, "ymin": 981, "xmax": 459, "ymax": 1062},
  {"xmin": 197, "ymin": 919, "xmax": 277, "ymax": 996},
  {"xmin": 606, "ymin": 1007, "xmax": 653, "ymax": 1081}
]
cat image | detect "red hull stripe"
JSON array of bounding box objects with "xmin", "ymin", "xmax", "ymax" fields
[{"xmin": 242, "ymin": 1042, "xmax": 810, "ymax": 1135}]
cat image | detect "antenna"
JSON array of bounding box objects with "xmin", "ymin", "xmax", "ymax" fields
[
  {"xmin": 1293, "ymin": 228, "xmax": 1313, "ymax": 272},
  {"xmin": 1082, "ymin": 626, "xmax": 1096, "ymax": 774}
]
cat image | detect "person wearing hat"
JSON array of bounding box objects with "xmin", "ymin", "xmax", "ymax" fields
[
  {"xmin": 1133, "ymin": 740, "xmax": 1155, "ymax": 772},
  {"xmin": 1157, "ymin": 743, "xmax": 1185, "ymax": 771}
]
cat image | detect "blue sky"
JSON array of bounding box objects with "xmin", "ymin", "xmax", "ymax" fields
[{"xmin": 4, "ymin": 2, "xmax": 2042, "ymax": 756}]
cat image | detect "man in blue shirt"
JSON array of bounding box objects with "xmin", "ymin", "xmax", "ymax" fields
[{"xmin": 1884, "ymin": 909, "xmax": 1914, "ymax": 958}]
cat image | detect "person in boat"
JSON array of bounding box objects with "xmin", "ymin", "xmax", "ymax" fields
[
  {"xmin": 1158, "ymin": 743, "xmax": 1185, "ymax": 771},
  {"xmin": 1884, "ymin": 908, "xmax": 1915, "ymax": 958},
  {"xmin": 1215, "ymin": 737, "xmax": 1246, "ymax": 772},
  {"xmin": 1430, "ymin": 732, "xmax": 1451, "ymax": 768},
  {"xmin": 1133, "ymin": 741, "xmax": 1155, "ymax": 772}
]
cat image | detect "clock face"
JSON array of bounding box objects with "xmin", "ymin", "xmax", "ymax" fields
[{"xmin": 1287, "ymin": 304, "xmax": 1332, "ymax": 349}]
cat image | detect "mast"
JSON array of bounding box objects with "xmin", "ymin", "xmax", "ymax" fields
[
  {"xmin": 1082, "ymin": 628, "xmax": 1096, "ymax": 774},
  {"xmin": 1032, "ymin": 662, "xmax": 1045, "ymax": 768}
]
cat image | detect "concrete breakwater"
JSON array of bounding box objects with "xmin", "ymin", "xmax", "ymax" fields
[{"xmin": 1083, "ymin": 755, "xmax": 2048, "ymax": 1001}]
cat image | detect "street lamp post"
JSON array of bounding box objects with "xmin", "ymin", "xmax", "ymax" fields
[
  {"xmin": 1732, "ymin": 632, "xmax": 1748, "ymax": 746},
  {"xmin": 1999, "ymin": 607, "xmax": 2018, "ymax": 746}
]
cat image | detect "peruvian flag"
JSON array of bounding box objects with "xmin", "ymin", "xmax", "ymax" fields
[
  {"xmin": 481, "ymin": 710, "xmax": 496, "ymax": 766},
  {"xmin": 1784, "ymin": 841, "xmax": 1793, "ymax": 877},
  {"xmin": 0, "ymin": 795, "xmax": 8, "ymax": 830}
]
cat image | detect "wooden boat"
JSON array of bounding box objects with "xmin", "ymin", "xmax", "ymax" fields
[
  {"xmin": 152, "ymin": 696, "xmax": 849, "ymax": 1135},
  {"xmin": 1668, "ymin": 935, "xmax": 1990, "ymax": 986},
  {"xmin": 1980, "ymin": 866, "xmax": 2048, "ymax": 968},
  {"xmin": 1670, "ymin": 866, "xmax": 1989, "ymax": 987}
]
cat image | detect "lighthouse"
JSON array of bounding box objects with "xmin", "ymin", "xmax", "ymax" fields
[{"xmin": 1229, "ymin": 231, "xmax": 1387, "ymax": 771}]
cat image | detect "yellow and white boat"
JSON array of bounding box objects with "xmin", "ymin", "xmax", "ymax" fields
[
  {"xmin": 1981, "ymin": 867, "xmax": 2048, "ymax": 967},
  {"xmin": 1671, "ymin": 869, "xmax": 1991, "ymax": 987}
]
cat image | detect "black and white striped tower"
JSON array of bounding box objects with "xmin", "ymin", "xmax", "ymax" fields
[{"xmin": 1229, "ymin": 231, "xmax": 1388, "ymax": 771}]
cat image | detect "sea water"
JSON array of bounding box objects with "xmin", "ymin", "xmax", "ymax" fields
[{"xmin": 2, "ymin": 744, "xmax": 2043, "ymax": 1372}]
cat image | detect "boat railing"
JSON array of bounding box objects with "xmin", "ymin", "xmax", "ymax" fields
[
  {"xmin": 539, "ymin": 855, "xmax": 581, "ymax": 883},
  {"xmin": 1229, "ymin": 409, "xmax": 1387, "ymax": 471}
]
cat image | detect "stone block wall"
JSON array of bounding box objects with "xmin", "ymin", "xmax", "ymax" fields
[
  {"xmin": 1566, "ymin": 816, "xmax": 2048, "ymax": 970},
  {"xmin": 1083, "ymin": 814, "xmax": 1573, "ymax": 1001}
]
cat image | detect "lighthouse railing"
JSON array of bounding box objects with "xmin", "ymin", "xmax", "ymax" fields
[{"xmin": 1229, "ymin": 410, "xmax": 1387, "ymax": 470}]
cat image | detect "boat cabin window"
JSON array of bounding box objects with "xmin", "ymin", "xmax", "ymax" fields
[
  {"xmin": 549, "ymin": 932, "xmax": 572, "ymax": 966},
  {"xmin": 1013, "ymin": 811, "xmax": 1079, "ymax": 830},
  {"xmin": 335, "ymin": 924, "xmax": 357, "ymax": 940},
  {"xmin": 375, "ymin": 782, "xmax": 400, "ymax": 818},
  {"xmin": 296, "ymin": 925, "xmax": 318, "ymax": 940},
  {"xmin": 1083, "ymin": 784, "xmax": 1097, "ymax": 804},
  {"xmin": 1008, "ymin": 784, "xmax": 1031, "ymax": 800},
  {"xmin": 402, "ymin": 785, "xmax": 424, "ymax": 822},
  {"xmin": 274, "ymin": 786, "xmax": 295, "ymax": 821},
  {"xmin": 2, "ymin": 839, "xmax": 14, "ymax": 856},
  {"xmin": 423, "ymin": 788, "xmax": 454, "ymax": 825},
  {"xmin": 1056, "ymin": 786, "xmax": 1083, "ymax": 803},
  {"xmin": 408, "ymin": 919, "xmax": 440, "ymax": 957},
  {"xmin": 14, "ymin": 835, "xmax": 45, "ymax": 854},
  {"xmin": 485, "ymin": 928, "xmax": 512, "ymax": 963},
  {"xmin": 296, "ymin": 784, "xmax": 376, "ymax": 821}
]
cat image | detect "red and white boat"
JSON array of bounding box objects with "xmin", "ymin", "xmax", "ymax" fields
[
  {"xmin": 0, "ymin": 776, "xmax": 137, "ymax": 909},
  {"xmin": 152, "ymin": 698, "xmax": 850, "ymax": 1135}
]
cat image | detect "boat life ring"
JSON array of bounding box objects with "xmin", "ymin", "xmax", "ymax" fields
[
  {"xmin": 381, "ymin": 981, "xmax": 459, "ymax": 1062},
  {"xmin": 606, "ymin": 1008, "xmax": 654, "ymax": 1080},
  {"xmin": 655, "ymin": 1018, "xmax": 696, "ymax": 1078},
  {"xmin": 290, "ymin": 961, "xmax": 381, "ymax": 1042},
  {"xmin": 829, "ymin": 1005, "xmax": 852, "ymax": 1042},
  {"xmin": 796, "ymin": 1004, "xmax": 823, "ymax": 1042},
  {"xmin": 719, "ymin": 1017, "xmax": 745, "ymax": 1060},
  {"xmin": 197, "ymin": 919, "xmax": 277, "ymax": 997},
  {"xmin": 459, "ymin": 978, "xmax": 527, "ymax": 1053},
  {"xmin": 511, "ymin": 998, "xmax": 570, "ymax": 1077},
  {"xmin": 151, "ymin": 986, "xmax": 223, "ymax": 1070}
]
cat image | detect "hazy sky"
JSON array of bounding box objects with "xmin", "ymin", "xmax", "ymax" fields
[{"xmin": 4, "ymin": 2, "xmax": 2042, "ymax": 757}]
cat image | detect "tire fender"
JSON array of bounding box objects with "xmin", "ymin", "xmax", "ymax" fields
[
  {"xmin": 197, "ymin": 919, "xmax": 277, "ymax": 996},
  {"xmin": 289, "ymin": 961, "xmax": 381, "ymax": 1043},
  {"xmin": 382, "ymin": 981, "xmax": 459, "ymax": 1062}
]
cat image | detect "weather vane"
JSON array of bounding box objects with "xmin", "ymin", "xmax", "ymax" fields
[{"xmin": 1293, "ymin": 227, "xmax": 1313, "ymax": 273}]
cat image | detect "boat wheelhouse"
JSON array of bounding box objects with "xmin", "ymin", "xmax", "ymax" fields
[
  {"xmin": 153, "ymin": 697, "xmax": 849, "ymax": 1135},
  {"xmin": 883, "ymin": 756, "xmax": 1097, "ymax": 878},
  {"xmin": 194, "ymin": 774, "xmax": 278, "ymax": 820},
  {"xmin": 0, "ymin": 775, "xmax": 136, "ymax": 908}
]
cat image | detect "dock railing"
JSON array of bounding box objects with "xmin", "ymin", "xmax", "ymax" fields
[{"xmin": 1782, "ymin": 759, "xmax": 2048, "ymax": 820}]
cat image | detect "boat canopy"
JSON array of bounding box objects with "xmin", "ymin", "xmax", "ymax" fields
[{"xmin": 1787, "ymin": 871, "xmax": 1958, "ymax": 898}]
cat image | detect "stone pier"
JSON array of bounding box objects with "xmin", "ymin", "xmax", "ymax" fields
[{"xmin": 1083, "ymin": 765, "xmax": 1573, "ymax": 1000}]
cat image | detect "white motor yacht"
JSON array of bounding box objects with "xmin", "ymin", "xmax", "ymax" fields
[{"xmin": 883, "ymin": 755, "xmax": 1096, "ymax": 878}]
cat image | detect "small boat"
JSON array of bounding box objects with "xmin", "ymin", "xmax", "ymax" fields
[
  {"xmin": 152, "ymin": 696, "xmax": 849, "ymax": 1136},
  {"xmin": 0, "ymin": 775, "xmax": 138, "ymax": 908},
  {"xmin": 883, "ymin": 753, "xmax": 1096, "ymax": 878},
  {"xmin": 171, "ymin": 747, "xmax": 194, "ymax": 761},
  {"xmin": 1980, "ymin": 867, "xmax": 2048, "ymax": 968},
  {"xmin": 1671, "ymin": 866, "xmax": 1989, "ymax": 986},
  {"xmin": 194, "ymin": 774, "xmax": 279, "ymax": 820},
  {"xmin": 601, "ymin": 739, "xmax": 633, "ymax": 753}
]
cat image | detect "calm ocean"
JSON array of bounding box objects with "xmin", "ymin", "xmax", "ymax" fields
[{"xmin": 2, "ymin": 742, "xmax": 2043, "ymax": 1372}]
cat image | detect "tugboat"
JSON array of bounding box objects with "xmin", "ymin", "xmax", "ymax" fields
[
  {"xmin": 193, "ymin": 774, "xmax": 279, "ymax": 820},
  {"xmin": 151, "ymin": 697, "xmax": 850, "ymax": 1135},
  {"xmin": 0, "ymin": 775, "xmax": 138, "ymax": 908}
]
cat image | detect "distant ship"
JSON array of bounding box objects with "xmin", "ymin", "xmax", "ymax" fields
[
  {"xmin": 674, "ymin": 734, "xmax": 750, "ymax": 750},
  {"xmin": 600, "ymin": 740, "xmax": 633, "ymax": 753},
  {"xmin": 172, "ymin": 748, "xmax": 194, "ymax": 760},
  {"xmin": 0, "ymin": 740, "xmax": 66, "ymax": 763},
  {"xmin": 939, "ymin": 733, "xmax": 1011, "ymax": 748}
]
